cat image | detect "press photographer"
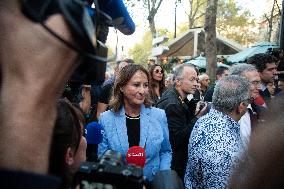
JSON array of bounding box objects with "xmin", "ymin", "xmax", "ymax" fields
[{"xmin": 0, "ymin": 0, "xmax": 137, "ymax": 188}]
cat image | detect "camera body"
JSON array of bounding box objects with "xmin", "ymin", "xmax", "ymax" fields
[
  {"xmin": 75, "ymin": 150, "xmax": 145, "ymax": 189},
  {"xmin": 21, "ymin": 0, "xmax": 109, "ymax": 85}
]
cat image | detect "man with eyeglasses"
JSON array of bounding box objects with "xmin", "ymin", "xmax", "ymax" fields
[
  {"xmin": 247, "ymin": 53, "xmax": 277, "ymax": 102},
  {"xmin": 156, "ymin": 64, "xmax": 207, "ymax": 183},
  {"xmin": 184, "ymin": 75, "xmax": 251, "ymax": 189},
  {"xmin": 229, "ymin": 63, "xmax": 265, "ymax": 147}
]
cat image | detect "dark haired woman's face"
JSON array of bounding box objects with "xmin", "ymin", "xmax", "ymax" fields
[
  {"xmin": 122, "ymin": 70, "xmax": 149, "ymax": 107},
  {"xmin": 153, "ymin": 66, "xmax": 163, "ymax": 81}
]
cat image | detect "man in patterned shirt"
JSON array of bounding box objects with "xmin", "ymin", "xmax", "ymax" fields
[{"xmin": 184, "ymin": 75, "xmax": 251, "ymax": 189}]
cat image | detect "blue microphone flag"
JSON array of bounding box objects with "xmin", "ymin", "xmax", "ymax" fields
[{"xmin": 85, "ymin": 121, "xmax": 103, "ymax": 144}]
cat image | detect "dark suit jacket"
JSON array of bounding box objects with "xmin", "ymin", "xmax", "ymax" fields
[
  {"xmin": 156, "ymin": 87, "xmax": 197, "ymax": 179},
  {"xmin": 204, "ymin": 83, "xmax": 216, "ymax": 102},
  {"xmin": 260, "ymin": 88, "xmax": 271, "ymax": 100}
]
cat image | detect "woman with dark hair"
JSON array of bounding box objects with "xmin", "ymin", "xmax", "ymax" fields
[
  {"xmin": 148, "ymin": 64, "xmax": 166, "ymax": 105},
  {"xmin": 49, "ymin": 99, "xmax": 87, "ymax": 189},
  {"xmin": 98, "ymin": 64, "xmax": 172, "ymax": 182}
]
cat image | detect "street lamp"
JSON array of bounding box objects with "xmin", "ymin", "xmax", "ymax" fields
[{"xmin": 174, "ymin": 0, "xmax": 177, "ymax": 38}]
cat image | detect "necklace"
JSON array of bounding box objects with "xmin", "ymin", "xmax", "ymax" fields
[{"xmin": 125, "ymin": 113, "xmax": 140, "ymax": 120}]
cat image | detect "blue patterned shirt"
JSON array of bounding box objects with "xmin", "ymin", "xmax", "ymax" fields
[{"xmin": 184, "ymin": 108, "xmax": 244, "ymax": 189}]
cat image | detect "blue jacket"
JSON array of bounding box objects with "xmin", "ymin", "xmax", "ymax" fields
[{"xmin": 98, "ymin": 105, "xmax": 172, "ymax": 181}]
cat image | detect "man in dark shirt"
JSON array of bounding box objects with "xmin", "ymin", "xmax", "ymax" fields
[
  {"xmin": 156, "ymin": 64, "xmax": 207, "ymax": 181},
  {"xmin": 204, "ymin": 66, "xmax": 229, "ymax": 102}
]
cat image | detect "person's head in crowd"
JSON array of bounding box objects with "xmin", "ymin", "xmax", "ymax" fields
[
  {"xmin": 114, "ymin": 60, "xmax": 132, "ymax": 77},
  {"xmin": 49, "ymin": 99, "xmax": 87, "ymax": 189},
  {"xmin": 148, "ymin": 64, "xmax": 166, "ymax": 102},
  {"xmin": 109, "ymin": 64, "xmax": 151, "ymax": 113},
  {"xmin": 229, "ymin": 95, "xmax": 284, "ymax": 189},
  {"xmin": 123, "ymin": 58, "xmax": 135, "ymax": 64},
  {"xmin": 216, "ymin": 66, "xmax": 229, "ymax": 80},
  {"xmin": 212, "ymin": 75, "xmax": 250, "ymax": 121},
  {"xmin": 149, "ymin": 64, "xmax": 165, "ymax": 84},
  {"xmin": 148, "ymin": 59, "xmax": 156, "ymax": 67},
  {"xmin": 229, "ymin": 63, "xmax": 261, "ymax": 100},
  {"xmin": 173, "ymin": 64, "xmax": 199, "ymax": 100},
  {"xmin": 267, "ymin": 81, "xmax": 276, "ymax": 96},
  {"xmin": 247, "ymin": 53, "xmax": 277, "ymax": 85},
  {"xmin": 165, "ymin": 73, "xmax": 174, "ymax": 89},
  {"xmin": 198, "ymin": 73, "xmax": 210, "ymax": 92}
]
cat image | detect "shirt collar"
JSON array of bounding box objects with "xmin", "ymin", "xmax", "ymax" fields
[
  {"xmin": 247, "ymin": 103, "xmax": 252, "ymax": 109},
  {"xmin": 209, "ymin": 108, "xmax": 240, "ymax": 129},
  {"xmin": 260, "ymin": 83, "xmax": 267, "ymax": 91}
]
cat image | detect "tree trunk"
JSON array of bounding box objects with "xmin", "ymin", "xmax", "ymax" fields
[
  {"xmin": 148, "ymin": 14, "xmax": 157, "ymax": 38},
  {"xmin": 267, "ymin": 0, "xmax": 276, "ymax": 42},
  {"xmin": 146, "ymin": 0, "xmax": 164, "ymax": 39},
  {"xmin": 204, "ymin": 0, "xmax": 218, "ymax": 83}
]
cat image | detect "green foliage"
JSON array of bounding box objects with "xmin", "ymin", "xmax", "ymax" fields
[
  {"xmin": 157, "ymin": 28, "xmax": 175, "ymax": 45},
  {"xmin": 178, "ymin": 0, "xmax": 257, "ymax": 46},
  {"xmin": 128, "ymin": 31, "xmax": 152, "ymax": 67},
  {"xmin": 177, "ymin": 23, "xmax": 189, "ymax": 34},
  {"xmin": 184, "ymin": 0, "xmax": 207, "ymax": 28},
  {"xmin": 216, "ymin": 0, "xmax": 257, "ymax": 45}
]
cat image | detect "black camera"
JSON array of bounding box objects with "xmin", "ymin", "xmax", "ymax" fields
[
  {"xmin": 21, "ymin": 0, "xmax": 110, "ymax": 85},
  {"xmin": 75, "ymin": 150, "xmax": 145, "ymax": 189}
]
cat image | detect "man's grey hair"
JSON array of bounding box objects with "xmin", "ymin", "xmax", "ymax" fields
[
  {"xmin": 229, "ymin": 63, "xmax": 257, "ymax": 77},
  {"xmin": 212, "ymin": 75, "xmax": 250, "ymax": 113},
  {"xmin": 198, "ymin": 73, "xmax": 209, "ymax": 81},
  {"xmin": 173, "ymin": 64, "xmax": 197, "ymax": 81}
]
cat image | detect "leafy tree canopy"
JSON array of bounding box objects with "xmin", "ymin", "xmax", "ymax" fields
[
  {"xmin": 216, "ymin": 0, "xmax": 257, "ymax": 45},
  {"xmin": 128, "ymin": 31, "xmax": 152, "ymax": 67}
]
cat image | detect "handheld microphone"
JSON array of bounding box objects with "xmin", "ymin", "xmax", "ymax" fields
[
  {"xmin": 98, "ymin": 0, "xmax": 135, "ymax": 35},
  {"xmin": 85, "ymin": 121, "xmax": 103, "ymax": 161},
  {"xmin": 85, "ymin": 121, "xmax": 103, "ymax": 144},
  {"xmin": 254, "ymin": 96, "xmax": 267, "ymax": 108},
  {"xmin": 126, "ymin": 146, "xmax": 146, "ymax": 168}
]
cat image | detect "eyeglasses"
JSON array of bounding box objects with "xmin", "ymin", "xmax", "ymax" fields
[
  {"xmin": 189, "ymin": 77, "xmax": 199, "ymax": 82},
  {"xmin": 251, "ymin": 80, "xmax": 261, "ymax": 86},
  {"xmin": 155, "ymin": 69, "xmax": 164, "ymax": 74},
  {"xmin": 180, "ymin": 77, "xmax": 198, "ymax": 82}
]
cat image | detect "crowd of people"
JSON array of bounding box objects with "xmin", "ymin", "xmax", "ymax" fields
[{"xmin": 1, "ymin": 1, "xmax": 284, "ymax": 189}]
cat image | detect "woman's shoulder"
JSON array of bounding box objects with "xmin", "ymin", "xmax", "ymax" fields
[{"xmin": 100, "ymin": 109, "xmax": 116, "ymax": 119}]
